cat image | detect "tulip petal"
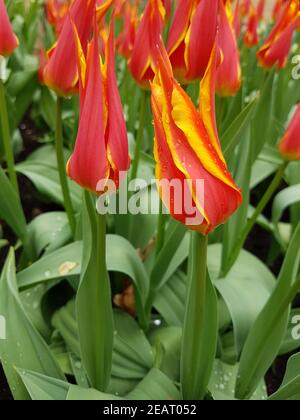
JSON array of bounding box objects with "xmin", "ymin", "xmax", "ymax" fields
[
  {"xmin": 67, "ymin": 25, "xmax": 109, "ymax": 192},
  {"xmin": 104, "ymin": 18, "xmax": 130, "ymax": 186},
  {"xmin": 0, "ymin": 0, "xmax": 19, "ymax": 57}
]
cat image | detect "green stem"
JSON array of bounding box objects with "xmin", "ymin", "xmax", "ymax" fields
[
  {"xmin": 0, "ymin": 78, "xmax": 19, "ymax": 195},
  {"xmin": 55, "ymin": 96, "xmax": 76, "ymax": 236},
  {"xmin": 155, "ymin": 200, "xmax": 166, "ymax": 257},
  {"xmin": 130, "ymin": 90, "xmax": 148, "ymax": 181},
  {"xmin": 222, "ymin": 162, "xmax": 288, "ymax": 277},
  {"xmin": 181, "ymin": 232, "xmax": 208, "ymax": 400}
]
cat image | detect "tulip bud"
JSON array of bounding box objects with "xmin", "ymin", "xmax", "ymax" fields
[
  {"xmin": 167, "ymin": 0, "xmax": 218, "ymax": 84},
  {"xmin": 150, "ymin": 41, "xmax": 242, "ymax": 234},
  {"xmin": 216, "ymin": 0, "xmax": 241, "ymax": 97},
  {"xmin": 257, "ymin": 0, "xmax": 300, "ymax": 70},
  {"xmin": 67, "ymin": 16, "xmax": 130, "ymax": 193},
  {"xmin": 278, "ymin": 103, "xmax": 300, "ymax": 161},
  {"xmin": 128, "ymin": 0, "xmax": 166, "ymax": 88},
  {"xmin": 0, "ymin": 0, "xmax": 18, "ymax": 57}
]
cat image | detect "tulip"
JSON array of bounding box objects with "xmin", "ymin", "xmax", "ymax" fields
[
  {"xmin": 167, "ymin": 0, "xmax": 218, "ymax": 83},
  {"xmin": 150, "ymin": 42, "xmax": 242, "ymax": 234},
  {"xmin": 0, "ymin": 0, "xmax": 18, "ymax": 57},
  {"xmin": 116, "ymin": 1, "xmax": 138, "ymax": 59},
  {"xmin": 38, "ymin": 49, "xmax": 48, "ymax": 85},
  {"xmin": 67, "ymin": 16, "xmax": 130, "ymax": 193},
  {"xmin": 240, "ymin": 0, "xmax": 251, "ymax": 17},
  {"xmin": 256, "ymin": 0, "xmax": 265, "ymax": 21},
  {"xmin": 43, "ymin": 0, "xmax": 99, "ymax": 96},
  {"xmin": 272, "ymin": 0, "xmax": 287, "ymax": 21},
  {"xmin": 278, "ymin": 103, "xmax": 300, "ymax": 161},
  {"xmin": 233, "ymin": 0, "xmax": 241, "ymax": 38},
  {"xmin": 244, "ymin": 7, "xmax": 259, "ymax": 48},
  {"xmin": 128, "ymin": 0, "xmax": 166, "ymax": 88},
  {"xmin": 216, "ymin": 0, "xmax": 241, "ymax": 97},
  {"xmin": 257, "ymin": 0, "xmax": 300, "ymax": 70},
  {"xmin": 162, "ymin": 0, "xmax": 172, "ymax": 19},
  {"xmin": 46, "ymin": 0, "xmax": 71, "ymax": 35}
]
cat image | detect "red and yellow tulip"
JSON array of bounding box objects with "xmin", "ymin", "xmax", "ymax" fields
[
  {"xmin": 43, "ymin": 0, "xmax": 101, "ymax": 96},
  {"xmin": 257, "ymin": 0, "xmax": 300, "ymax": 70},
  {"xmin": 116, "ymin": 1, "xmax": 138, "ymax": 59},
  {"xmin": 150, "ymin": 42, "xmax": 242, "ymax": 234},
  {"xmin": 244, "ymin": 7, "xmax": 259, "ymax": 48},
  {"xmin": 278, "ymin": 104, "xmax": 300, "ymax": 161},
  {"xmin": 256, "ymin": 0, "xmax": 265, "ymax": 21},
  {"xmin": 216, "ymin": 0, "xmax": 241, "ymax": 97},
  {"xmin": 67, "ymin": 16, "xmax": 130, "ymax": 193},
  {"xmin": 128, "ymin": 0, "xmax": 166, "ymax": 88},
  {"xmin": 167, "ymin": 0, "xmax": 219, "ymax": 84},
  {"xmin": 46, "ymin": 0, "xmax": 72, "ymax": 35},
  {"xmin": 0, "ymin": 0, "xmax": 18, "ymax": 57}
]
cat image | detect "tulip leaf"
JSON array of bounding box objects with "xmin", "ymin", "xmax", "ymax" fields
[
  {"xmin": 209, "ymin": 244, "xmax": 276, "ymax": 357},
  {"xmin": 76, "ymin": 191, "xmax": 114, "ymax": 391},
  {"xmin": 126, "ymin": 368, "xmax": 181, "ymax": 400},
  {"xmin": 269, "ymin": 353, "xmax": 300, "ymax": 400},
  {"xmin": 222, "ymin": 96, "xmax": 258, "ymax": 159},
  {"xmin": 17, "ymin": 236, "xmax": 149, "ymax": 325},
  {"xmin": 153, "ymin": 270, "xmax": 186, "ymax": 327},
  {"xmin": 27, "ymin": 212, "xmax": 71, "ymax": 258},
  {"xmin": 181, "ymin": 234, "xmax": 218, "ymax": 400},
  {"xmin": 150, "ymin": 220, "xmax": 188, "ymax": 290},
  {"xmin": 0, "ymin": 165, "xmax": 27, "ymax": 242},
  {"xmin": 18, "ymin": 369, "xmax": 69, "ymax": 401},
  {"xmin": 0, "ymin": 249, "xmax": 65, "ymax": 400},
  {"xmin": 251, "ymin": 70, "xmax": 276, "ymax": 163},
  {"xmin": 15, "ymin": 161, "xmax": 82, "ymax": 210},
  {"xmin": 236, "ymin": 222, "xmax": 300, "ymax": 400},
  {"xmin": 272, "ymin": 184, "xmax": 300, "ymax": 246},
  {"xmin": 208, "ymin": 359, "xmax": 267, "ymax": 401}
]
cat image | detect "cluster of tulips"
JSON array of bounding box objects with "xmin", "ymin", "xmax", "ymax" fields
[{"xmin": 0, "ymin": 0, "xmax": 300, "ymax": 402}]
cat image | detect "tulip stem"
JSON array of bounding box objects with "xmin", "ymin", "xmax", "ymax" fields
[
  {"xmin": 221, "ymin": 161, "xmax": 289, "ymax": 277},
  {"xmin": 0, "ymin": 78, "xmax": 19, "ymax": 195},
  {"xmin": 131, "ymin": 90, "xmax": 148, "ymax": 181},
  {"xmin": 55, "ymin": 96, "xmax": 76, "ymax": 237},
  {"xmin": 155, "ymin": 200, "xmax": 166, "ymax": 257},
  {"xmin": 181, "ymin": 232, "xmax": 209, "ymax": 400}
]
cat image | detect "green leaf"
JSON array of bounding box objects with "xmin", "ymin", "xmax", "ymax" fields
[
  {"xmin": 18, "ymin": 369, "xmax": 69, "ymax": 401},
  {"xmin": 209, "ymin": 244, "xmax": 276, "ymax": 356},
  {"xmin": 27, "ymin": 212, "xmax": 71, "ymax": 258},
  {"xmin": 208, "ymin": 360, "xmax": 267, "ymax": 401},
  {"xmin": 76, "ymin": 192, "xmax": 114, "ymax": 391},
  {"xmin": 222, "ymin": 95, "xmax": 258, "ymax": 160},
  {"xmin": 269, "ymin": 353, "xmax": 300, "ymax": 400},
  {"xmin": 181, "ymin": 234, "xmax": 218, "ymax": 400},
  {"xmin": 17, "ymin": 237, "xmax": 149, "ymax": 325},
  {"xmin": 148, "ymin": 326, "xmax": 181, "ymax": 382},
  {"xmin": 251, "ymin": 70, "xmax": 276, "ymax": 163},
  {"xmin": 0, "ymin": 165, "xmax": 27, "ymax": 242},
  {"xmin": 272, "ymin": 184, "xmax": 300, "ymax": 247},
  {"xmin": 127, "ymin": 368, "xmax": 180, "ymax": 400},
  {"xmin": 0, "ymin": 249, "xmax": 65, "ymax": 400},
  {"xmin": 150, "ymin": 220, "xmax": 187, "ymax": 290},
  {"xmin": 153, "ymin": 271, "xmax": 186, "ymax": 326},
  {"xmin": 16, "ymin": 161, "xmax": 82, "ymax": 210},
  {"xmin": 236, "ymin": 223, "xmax": 300, "ymax": 400}
]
